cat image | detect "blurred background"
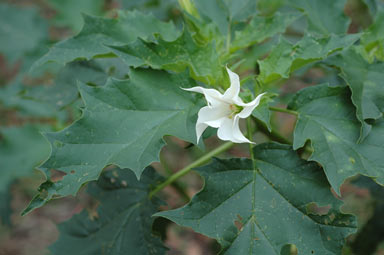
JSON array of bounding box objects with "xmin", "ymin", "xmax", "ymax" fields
[{"xmin": 0, "ymin": 0, "xmax": 383, "ymax": 254}]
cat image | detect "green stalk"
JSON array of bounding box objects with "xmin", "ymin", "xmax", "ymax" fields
[
  {"xmin": 246, "ymin": 118, "xmax": 256, "ymax": 170},
  {"xmin": 269, "ymin": 106, "xmax": 299, "ymax": 116},
  {"xmin": 252, "ymin": 116, "xmax": 292, "ymax": 145},
  {"xmin": 149, "ymin": 141, "xmax": 234, "ymax": 199},
  {"xmin": 160, "ymin": 154, "xmax": 190, "ymax": 202}
]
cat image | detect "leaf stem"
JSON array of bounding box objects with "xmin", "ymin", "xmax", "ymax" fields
[
  {"xmin": 160, "ymin": 154, "xmax": 190, "ymax": 202},
  {"xmin": 269, "ymin": 106, "xmax": 298, "ymax": 116},
  {"xmin": 252, "ymin": 117, "xmax": 292, "ymax": 145},
  {"xmin": 246, "ymin": 118, "xmax": 256, "ymax": 170},
  {"xmin": 149, "ymin": 141, "xmax": 234, "ymax": 199}
]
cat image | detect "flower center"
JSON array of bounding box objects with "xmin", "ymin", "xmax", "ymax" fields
[{"xmin": 228, "ymin": 104, "xmax": 243, "ymax": 119}]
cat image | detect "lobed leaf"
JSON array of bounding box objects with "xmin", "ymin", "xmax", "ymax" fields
[
  {"xmin": 289, "ymin": 83, "xmax": 384, "ymax": 194},
  {"xmin": 257, "ymin": 34, "xmax": 360, "ymax": 84},
  {"xmin": 32, "ymin": 10, "xmax": 180, "ymax": 70},
  {"xmin": 50, "ymin": 167, "xmax": 166, "ymax": 255},
  {"xmin": 109, "ymin": 30, "xmax": 224, "ymax": 85},
  {"xmin": 23, "ymin": 68, "xmax": 202, "ymax": 214},
  {"xmin": 231, "ymin": 13, "xmax": 300, "ymax": 51},
  {"xmin": 327, "ymin": 49, "xmax": 384, "ymax": 142},
  {"xmin": 157, "ymin": 143, "xmax": 356, "ymax": 254}
]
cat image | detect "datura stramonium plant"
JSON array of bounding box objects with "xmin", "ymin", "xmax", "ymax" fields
[{"xmin": 183, "ymin": 67, "xmax": 265, "ymax": 144}]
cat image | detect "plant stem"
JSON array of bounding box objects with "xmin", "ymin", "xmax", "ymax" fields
[
  {"xmin": 149, "ymin": 141, "xmax": 234, "ymax": 199},
  {"xmin": 269, "ymin": 106, "xmax": 298, "ymax": 116},
  {"xmin": 160, "ymin": 154, "xmax": 190, "ymax": 202},
  {"xmin": 246, "ymin": 118, "xmax": 256, "ymax": 170},
  {"xmin": 252, "ymin": 117, "xmax": 292, "ymax": 145}
]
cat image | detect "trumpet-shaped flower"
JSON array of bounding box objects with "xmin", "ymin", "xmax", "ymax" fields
[{"xmin": 183, "ymin": 67, "xmax": 265, "ymax": 143}]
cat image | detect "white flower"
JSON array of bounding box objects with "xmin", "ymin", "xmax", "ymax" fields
[{"xmin": 183, "ymin": 67, "xmax": 265, "ymax": 144}]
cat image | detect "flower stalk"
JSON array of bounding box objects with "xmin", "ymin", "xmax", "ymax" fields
[{"xmin": 149, "ymin": 141, "xmax": 234, "ymax": 199}]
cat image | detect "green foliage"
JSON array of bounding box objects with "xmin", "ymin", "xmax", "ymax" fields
[
  {"xmin": 2, "ymin": 0, "xmax": 384, "ymax": 253},
  {"xmin": 0, "ymin": 125, "xmax": 50, "ymax": 194},
  {"xmin": 0, "ymin": 125, "xmax": 50, "ymax": 224},
  {"xmin": 287, "ymin": 0, "xmax": 350, "ymax": 35},
  {"xmin": 22, "ymin": 69, "xmax": 202, "ymax": 214},
  {"xmin": 327, "ymin": 48, "xmax": 384, "ymax": 141},
  {"xmin": 359, "ymin": 10, "xmax": 384, "ymax": 62},
  {"xmin": 0, "ymin": 3, "xmax": 48, "ymax": 63},
  {"xmin": 231, "ymin": 13, "xmax": 300, "ymax": 51},
  {"xmin": 50, "ymin": 167, "xmax": 166, "ymax": 255},
  {"xmin": 47, "ymin": 0, "xmax": 105, "ymax": 33},
  {"xmin": 32, "ymin": 11, "xmax": 180, "ymax": 70},
  {"xmin": 109, "ymin": 30, "xmax": 224, "ymax": 85},
  {"xmin": 257, "ymin": 34, "xmax": 360, "ymax": 84},
  {"xmin": 158, "ymin": 143, "xmax": 356, "ymax": 254},
  {"xmin": 289, "ymin": 84, "xmax": 384, "ymax": 194},
  {"xmin": 193, "ymin": 0, "xmax": 257, "ymax": 35}
]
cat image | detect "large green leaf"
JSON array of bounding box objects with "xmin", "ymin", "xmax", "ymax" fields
[
  {"xmin": 288, "ymin": 83, "xmax": 384, "ymax": 194},
  {"xmin": 287, "ymin": 0, "xmax": 350, "ymax": 35},
  {"xmin": 258, "ymin": 34, "xmax": 360, "ymax": 84},
  {"xmin": 50, "ymin": 167, "xmax": 166, "ymax": 255},
  {"xmin": 231, "ymin": 13, "xmax": 300, "ymax": 52},
  {"xmin": 0, "ymin": 3, "xmax": 48, "ymax": 63},
  {"xmin": 109, "ymin": 30, "xmax": 224, "ymax": 85},
  {"xmin": 23, "ymin": 68, "xmax": 202, "ymax": 214},
  {"xmin": 26, "ymin": 60, "xmax": 126, "ymax": 110},
  {"xmin": 327, "ymin": 49, "xmax": 384, "ymax": 142},
  {"xmin": 0, "ymin": 125, "xmax": 50, "ymax": 224},
  {"xmin": 47, "ymin": 0, "xmax": 105, "ymax": 33},
  {"xmin": 157, "ymin": 143, "xmax": 356, "ymax": 254},
  {"xmin": 32, "ymin": 11, "xmax": 180, "ymax": 70}
]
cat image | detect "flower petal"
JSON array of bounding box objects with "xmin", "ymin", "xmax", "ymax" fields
[
  {"xmin": 182, "ymin": 87, "xmax": 224, "ymax": 107},
  {"xmin": 236, "ymin": 92, "xmax": 266, "ymax": 118},
  {"xmin": 196, "ymin": 122, "xmax": 208, "ymax": 143},
  {"xmin": 223, "ymin": 67, "xmax": 240, "ymax": 101},
  {"xmin": 232, "ymin": 115, "xmax": 254, "ymax": 143},
  {"xmin": 197, "ymin": 106, "xmax": 230, "ymax": 128},
  {"xmin": 217, "ymin": 117, "xmax": 252, "ymax": 143}
]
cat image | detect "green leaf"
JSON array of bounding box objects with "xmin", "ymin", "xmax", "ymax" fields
[
  {"xmin": 327, "ymin": 49, "xmax": 384, "ymax": 142},
  {"xmin": 26, "ymin": 60, "xmax": 124, "ymax": 109},
  {"xmin": 0, "ymin": 3, "xmax": 48, "ymax": 63},
  {"xmin": 118, "ymin": 0, "xmax": 178, "ymax": 21},
  {"xmin": 50, "ymin": 167, "xmax": 166, "ymax": 255},
  {"xmin": 288, "ymin": 83, "xmax": 384, "ymax": 194},
  {"xmin": 32, "ymin": 10, "xmax": 180, "ymax": 70},
  {"xmin": 23, "ymin": 68, "xmax": 202, "ymax": 214},
  {"xmin": 231, "ymin": 13, "xmax": 300, "ymax": 51},
  {"xmin": 192, "ymin": 0, "xmax": 257, "ymax": 35},
  {"xmin": 258, "ymin": 34, "xmax": 360, "ymax": 84},
  {"xmin": 47, "ymin": 0, "xmax": 105, "ymax": 33},
  {"xmin": 252, "ymin": 97, "xmax": 272, "ymax": 132},
  {"xmin": 287, "ymin": 0, "xmax": 350, "ymax": 35},
  {"xmin": 359, "ymin": 10, "xmax": 384, "ymax": 62},
  {"xmin": 0, "ymin": 125, "xmax": 50, "ymax": 224},
  {"xmin": 361, "ymin": 0, "xmax": 383, "ymax": 18},
  {"xmin": 157, "ymin": 143, "xmax": 356, "ymax": 254},
  {"xmin": 109, "ymin": 30, "xmax": 224, "ymax": 85}
]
